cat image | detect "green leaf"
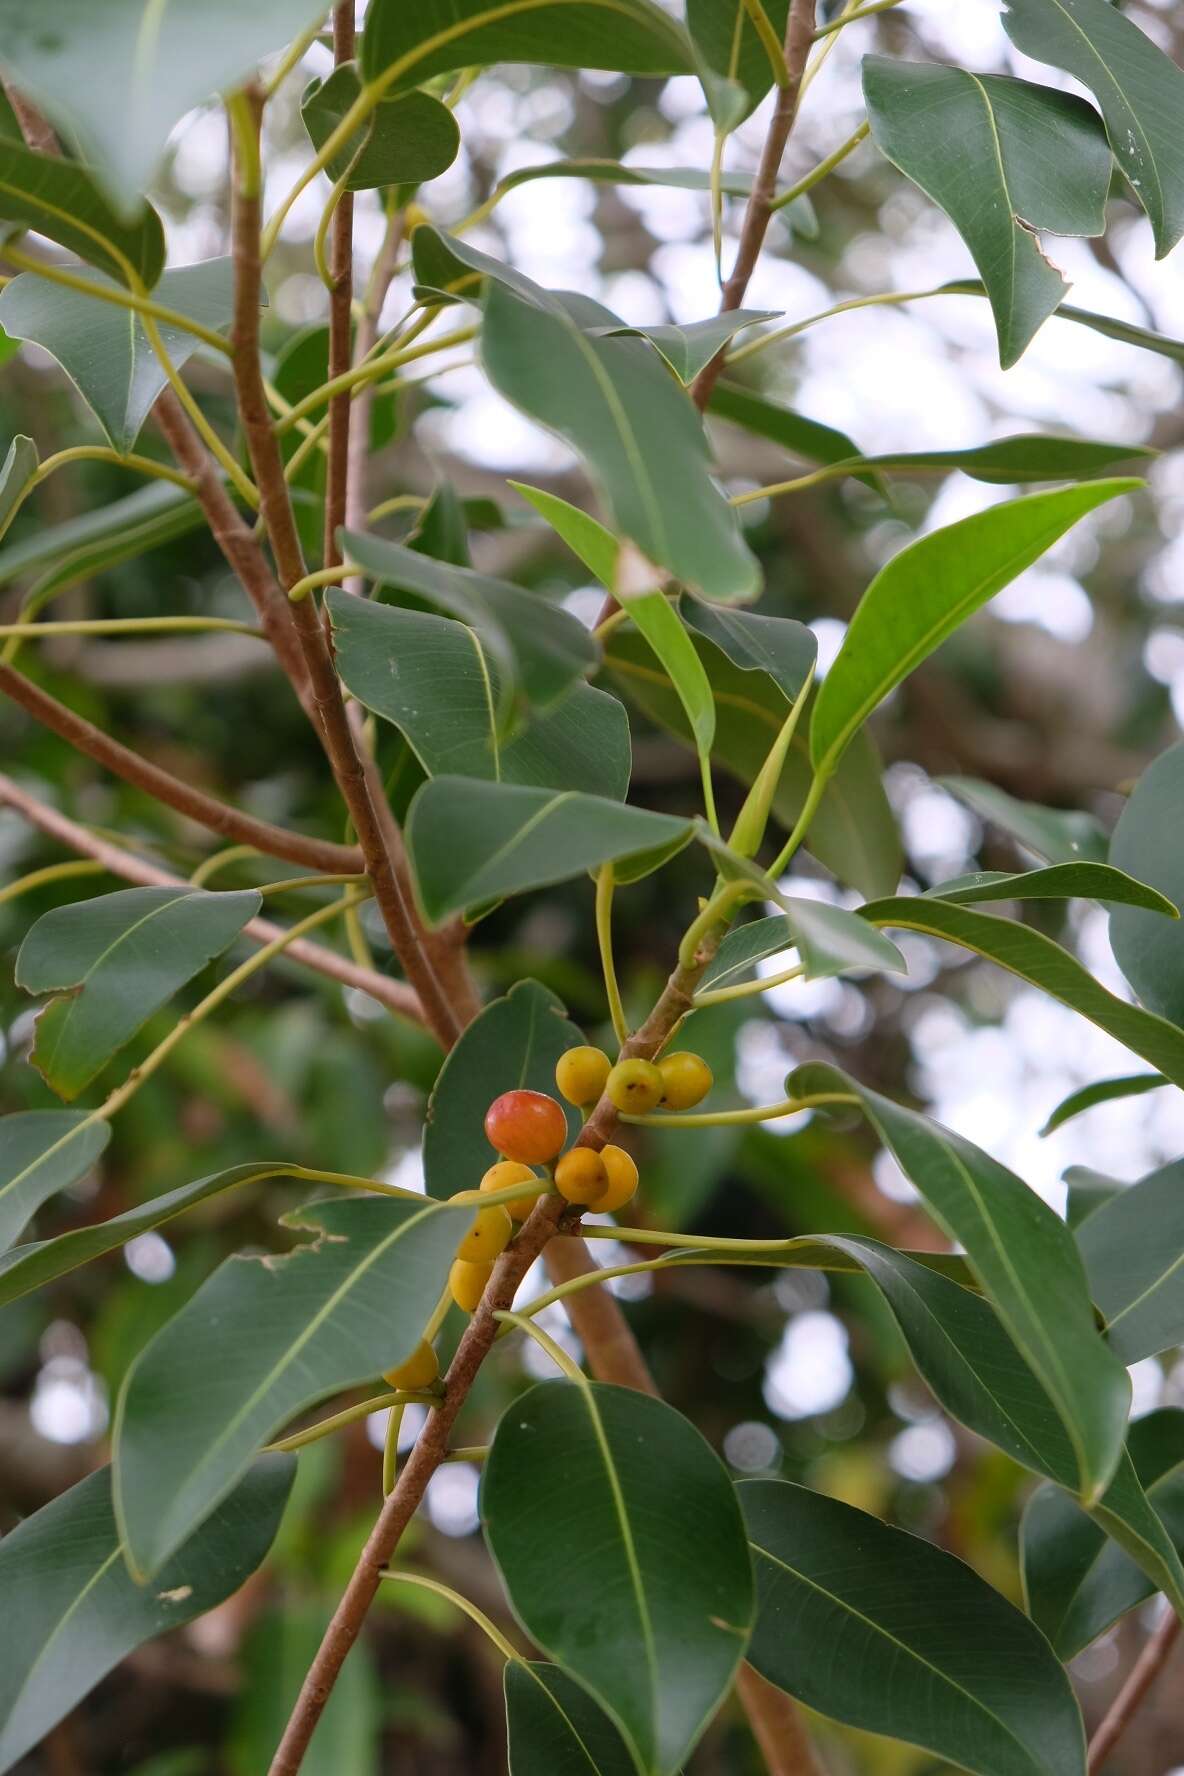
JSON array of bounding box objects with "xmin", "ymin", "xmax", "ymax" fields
[
  {"xmin": 405, "ymin": 777, "xmax": 691, "ymax": 924},
  {"xmin": 810, "ymin": 482, "xmax": 1141, "ymax": 777},
  {"xmin": 1063, "ymin": 1167, "xmax": 1123, "ymax": 1228},
  {"xmin": 859, "ymin": 894, "xmax": 1184, "ymax": 1091},
  {"xmin": 505, "ymin": 1663, "xmax": 636, "ymax": 1776},
  {"xmin": 423, "ymin": 980, "xmax": 581, "ymax": 1201},
  {"xmin": 0, "ymin": 480, "xmax": 203, "ymax": 601},
  {"xmin": 0, "ymin": 1110, "xmax": 111, "ymax": 1252},
  {"xmin": 0, "ymin": 433, "xmax": 37, "ymax": 542},
  {"xmin": 940, "ymin": 775, "xmax": 1109, "ymax": 864},
  {"xmin": 863, "ymin": 58, "xmax": 1112, "ymax": 367},
  {"xmin": 779, "ymin": 897, "xmax": 906, "ymax": 982},
  {"xmin": 708, "ymin": 379, "xmax": 868, "ymax": 477},
  {"xmin": 687, "ymin": 0, "xmax": 789, "ymax": 126},
  {"xmin": 484, "ymin": 1379, "xmax": 754, "ymax": 1775},
  {"xmin": 482, "ymin": 278, "xmax": 759, "ymax": 604},
  {"xmin": 1077, "ymin": 1158, "xmax": 1184, "ymax": 1362},
  {"xmin": 15, "ymin": 887, "xmax": 261, "ymax": 1101},
  {"xmin": 1110, "ymin": 740, "xmax": 1184, "ymax": 1023},
  {"xmin": 790, "ymin": 1061, "xmax": 1131, "ymax": 1502},
  {"xmin": 741, "ymin": 1480, "xmax": 1086, "ymax": 1776},
  {"xmin": 0, "ymin": 0, "xmax": 330, "ymax": 217},
  {"xmin": 326, "ymin": 589, "xmax": 629, "ymax": 798},
  {"xmin": 361, "ymin": 0, "xmax": 693, "ymax": 86},
  {"xmin": 341, "ymin": 528, "xmax": 597, "ymax": 712},
  {"xmin": 605, "ymin": 629, "xmax": 902, "ymax": 898},
  {"xmin": 0, "ymin": 1162, "xmax": 299, "ymax": 1308},
  {"xmin": 0, "ymin": 1458, "xmax": 294, "ymax": 1775},
  {"xmin": 1041, "ymin": 1073, "xmax": 1166, "ymax": 1136},
  {"xmin": 851, "ymin": 433, "xmax": 1155, "ymax": 486},
  {"xmin": 301, "ymin": 65, "xmax": 459, "ymax": 190},
  {"xmin": 600, "ymin": 310, "xmax": 778, "ymax": 385},
  {"xmin": 511, "ymin": 482, "xmax": 619, "ymax": 587},
  {"xmin": 815, "ymin": 1235, "xmax": 1184, "ymax": 1618},
  {"xmin": 926, "ymin": 861, "xmax": 1177, "ymax": 915},
  {"xmin": 682, "ymin": 599, "xmax": 816, "ymax": 703},
  {"xmin": 699, "ymin": 914, "xmax": 796, "ymax": 992},
  {"xmin": 0, "ymin": 259, "xmax": 235, "ymax": 454},
  {"xmin": 114, "ymin": 1192, "xmax": 464, "ymax": 1576},
  {"xmin": 1002, "ymin": 0, "xmax": 1184, "ymax": 258},
  {"xmin": 939, "ymin": 278, "xmax": 1184, "ymax": 369},
  {"xmin": 1023, "ymin": 1410, "xmax": 1184, "ymax": 1660},
  {"xmin": 0, "ymin": 139, "xmax": 165, "ymax": 283}
]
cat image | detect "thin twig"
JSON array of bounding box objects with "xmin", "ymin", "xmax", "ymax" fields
[
  {"xmin": 736, "ymin": 1664, "xmax": 828, "ymax": 1776},
  {"xmin": 0, "ymin": 771, "xmax": 423, "ymax": 1025},
  {"xmin": 1087, "ymin": 1611, "xmax": 1181, "ymax": 1774},
  {"xmin": 344, "ymin": 207, "xmax": 403, "ymax": 593},
  {"xmin": 0, "ymin": 663, "xmax": 364, "ymax": 873},
  {"xmin": 323, "ymin": 3, "xmax": 355, "ymax": 575}
]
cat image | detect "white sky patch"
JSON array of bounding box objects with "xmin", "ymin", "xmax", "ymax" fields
[{"xmin": 765, "ymin": 1310, "xmax": 853, "ymax": 1420}]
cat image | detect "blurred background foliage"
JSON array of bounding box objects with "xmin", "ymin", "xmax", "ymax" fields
[{"xmin": 3, "ymin": 1, "xmax": 1184, "ymax": 1769}]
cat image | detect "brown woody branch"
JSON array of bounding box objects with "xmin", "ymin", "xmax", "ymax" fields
[
  {"xmin": 1087, "ymin": 1610, "xmax": 1181, "ymax": 1774},
  {"xmin": 0, "ymin": 770, "xmax": 424, "ymax": 1024},
  {"xmin": 0, "ymin": 663, "xmax": 364, "ymax": 874}
]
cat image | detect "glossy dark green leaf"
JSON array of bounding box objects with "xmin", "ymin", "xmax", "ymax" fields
[
  {"xmin": 361, "ymin": 0, "xmax": 692, "ymax": 85},
  {"xmin": 0, "ymin": 1110, "xmax": 110, "ymax": 1252},
  {"xmin": 482, "ymin": 279, "xmax": 760, "ymax": 605},
  {"xmin": 505, "ymin": 1663, "xmax": 636, "ymax": 1776},
  {"xmin": 0, "ymin": 259, "xmax": 235, "ymax": 453},
  {"xmin": 0, "ymin": 1458, "xmax": 294, "ymax": 1775},
  {"xmin": 1023, "ymin": 1410, "xmax": 1184, "ymax": 1659},
  {"xmin": 423, "ymin": 980, "xmax": 580, "ymax": 1202},
  {"xmin": 327, "ymin": 590, "xmax": 629, "ymax": 799},
  {"xmin": 0, "ymin": 0, "xmax": 329, "ymax": 215},
  {"xmin": 779, "ymin": 897, "xmax": 906, "ymax": 982},
  {"xmin": 860, "ymin": 895, "xmax": 1184, "ymax": 1091},
  {"xmin": 301, "ymin": 65, "xmax": 459, "ymax": 190},
  {"xmin": 605, "ymin": 629, "xmax": 901, "ymax": 898},
  {"xmin": 941, "ymin": 775, "xmax": 1109, "ymax": 865},
  {"xmin": 0, "ymin": 1161, "xmax": 301, "ymax": 1308},
  {"xmin": 0, "ymin": 433, "xmax": 37, "ymax": 541},
  {"xmin": 850, "ymin": 433, "xmax": 1155, "ymax": 486},
  {"xmin": 15, "ymin": 887, "xmax": 261, "ymax": 1100},
  {"xmin": 0, "ymin": 140, "xmax": 164, "ymax": 283},
  {"xmin": 1110, "ymin": 740, "xmax": 1184, "ymax": 1023},
  {"xmin": 864, "ymin": 58, "xmax": 1112, "ymax": 366},
  {"xmin": 814, "ymin": 1236, "xmax": 1184, "ymax": 1618},
  {"xmin": 405, "ymin": 777, "xmax": 691, "ymax": 923},
  {"xmin": 114, "ymin": 1193, "xmax": 464, "ymax": 1576},
  {"xmin": 708, "ymin": 379, "xmax": 868, "ymax": 476},
  {"xmin": 690, "ymin": 0, "xmax": 791, "ymax": 125},
  {"xmin": 1041, "ymin": 1074, "xmax": 1166, "ymax": 1137},
  {"xmin": 341, "ymin": 527, "xmax": 597, "ymax": 712},
  {"xmin": 790, "ymin": 1062, "xmax": 1130, "ymax": 1502},
  {"xmin": 741, "ymin": 1480, "xmax": 1086, "ymax": 1776},
  {"xmin": 683, "ymin": 599, "xmax": 816, "ymax": 703},
  {"xmin": 1077, "ymin": 1159, "xmax": 1184, "ymax": 1362},
  {"xmin": 484, "ymin": 1380, "xmax": 754, "ymax": 1774},
  {"xmin": 927, "ymin": 862, "xmax": 1175, "ymax": 915},
  {"xmin": 810, "ymin": 482, "xmax": 1139, "ymax": 777},
  {"xmin": 0, "ymin": 480, "xmax": 203, "ymax": 601},
  {"xmin": 1002, "ymin": 0, "xmax": 1184, "ymax": 257},
  {"xmin": 600, "ymin": 310, "xmax": 778, "ymax": 384}
]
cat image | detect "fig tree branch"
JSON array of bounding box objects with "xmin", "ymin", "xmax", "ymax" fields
[{"xmin": 1087, "ymin": 1611, "xmax": 1181, "ymax": 1774}]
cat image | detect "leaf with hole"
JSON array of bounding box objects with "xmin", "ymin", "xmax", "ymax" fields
[
  {"xmin": 0, "ymin": 0, "xmax": 331, "ymax": 216},
  {"xmin": 1002, "ymin": 0, "xmax": 1184, "ymax": 257},
  {"xmin": 0, "ymin": 259, "xmax": 236, "ymax": 454},
  {"xmin": 113, "ymin": 1192, "xmax": 466, "ymax": 1576},
  {"xmin": 810, "ymin": 481, "xmax": 1140, "ymax": 778},
  {"xmin": 0, "ymin": 1111, "xmax": 111, "ymax": 1253},
  {"xmin": 741, "ymin": 1480, "xmax": 1086, "ymax": 1776},
  {"xmin": 863, "ymin": 58, "xmax": 1112, "ymax": 366},
  {"xmin": 790, "ymin": 1061, "xmax": 1130, "ymax": 1502},
  {"xmin": 405, "ymin": 777, "xmax": 692, "ymax": 924},
  {"xmin": 0, "ymin": 1457, "xmax": 294, "ymax": 1775},
  {"xmin": 362, "ymin": 0, "xmax": 692, "ymax": 86},
  {"xmin": 327, "ymin": 590, "xmax": 629, "ymax": 799},
  {"xmin": 484, "ymin": 1379, "xmax": 754, "ymax": 1775},
  {"xmin": 301, "ymin": 65, "xmax": 459, "ymax": 190},
  {"xmin": 15, "ymin": 887, "xmax": 261, "ymax": 1101}
]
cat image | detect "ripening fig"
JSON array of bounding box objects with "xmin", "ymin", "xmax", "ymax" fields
[
  {"xmin": 658, "ymin": 1051, "xmax": 713, "ymax": 1111},
  {"xmin": 450, "ymin": 1257, "xmax": 493, "ymax": 1314},
  {"xmin": 554, "ymin": 1146, "xmax": 609, "ymax": 1205},
  {"xmin": 483, "ymin": 1089, "xmax": 567, "ymax": 1163},
  {"xmin": 382, "ymin": 1339, "xmax": 439, "ymax": 1392},
  {"xmin": 605, "ymin": 1057, "xmax": 665, "ymax": 1114},
  {"xmin": 480, "ymin": 1158, "xmax": 540, "ymax": 1223},
  {"xmin": 589, "ymin": 1144, "xmax": 639, "ymax": 1213},
  {"xmin": 555, "ymin": 1045, "xmax": 613, "ymax": 1107},
  {"xmin": 456, "ymin": 1203, "xmax": 513, "ymax": 1264}
]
